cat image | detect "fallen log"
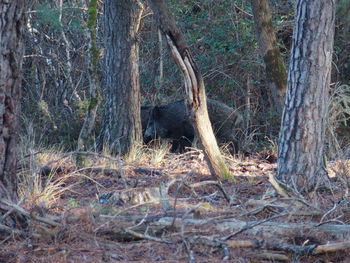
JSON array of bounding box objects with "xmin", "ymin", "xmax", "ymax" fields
[{"xmin": 155, "ymin": 217, "xmax": 350, "ymax": 240}]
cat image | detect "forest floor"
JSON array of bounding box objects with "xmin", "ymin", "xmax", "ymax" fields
[{"xmin": 1, "ymin": 146, "xmax": 350, "ymax": 263}]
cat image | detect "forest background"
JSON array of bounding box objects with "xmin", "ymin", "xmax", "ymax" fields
[
  {"xmin": 2, "ymin": 1, "xmax": 350, "ymax": 262},
  {"xmin": 22, "ymin": 0, "xmax": 350, "ymax": 153}
]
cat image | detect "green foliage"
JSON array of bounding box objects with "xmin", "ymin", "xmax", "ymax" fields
[
  {"xmin": 23, "ymin": 0, "xmax": 350, "ymax": 154},
  {"xmin": 38, "ymin": 100, "xmax": 57, "ymax": 129},
  {"xmin": 36, "ymin": 2, "xmax": 84, "ymax": 33},
  {"xmin": 36, "ymin": 4, "xmax": 61, "ymax": 31},
  {"xmin": 140, "ymin": 0, "xmax": 256, "ymax": 105},
  {"xmin": 75, "ymin": 99, "xmax": 90, "ymax": 118},
  {"xmin": 338, "ymin": 0, "xmax": 350, "ymax": 25},
  {"xmin": 88, "ymin": 94, "xmax": 100, "ymax": 111},
  {"xmin": 87, "ymin": 0, "xmax": 99, "ymax": 70},
  {"xmin": 140, "ymin": 0, "xmax": 276, "ymax": 148},
  {"xmin": 67, "ymin": 198, "xmax": 79, "ymax": 208},
  {"xmin": 26, "ymin": 100, "xmax": 84, "ymax": 150},
  {"xmin": 38, "ymin": 100, "xmax": 51, "ymax": 119},
  {"xmin": 335, "ymin": 0, "xmax": 350, "ymax": 83},
  {"xmin": 87, "ymin": 0, "xmax": 98, "ymax": 31}
]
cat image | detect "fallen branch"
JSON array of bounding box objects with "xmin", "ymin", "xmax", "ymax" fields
[
  {"xmin": 124, "ymin": 228, "xmax": 172, "ymax": 244},
  {"xmin": 0, "ymin": 223, "xmax": 24, "ymax": 236},
  {"xmin": 40, "ymin": 165, "xmax": 162, "ymax": 177},
  {"xmin": 155, "ymin": 217, "xmax": 350, "ymax": 240},
  {"xmin": 313, "ymin": 241, "xmax": 350, "ymax": 254},
  {"xmin": 229, "ymin": 239, "xmax": 350, "ymax": 255},
  {"xmin": 190, "ymin": 237, "xmax": 350, "ymax": 259},
  {"xmin": 0, "ymin": 198, "xmax": 61, "ymax": 227}
]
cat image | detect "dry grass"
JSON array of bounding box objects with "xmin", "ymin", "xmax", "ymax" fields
[
  {"xmin": 3, "ymin": 111, "xmax": 350, "ymax": 263},
  {"xmin": 147, "ymin": 141, "xmax": 171, "ymax": 165},
  {"xmin": 17, "ymin": 120, "xmax": 72, "ymax": 208},
  {"xmin": 17, "ymin": 147, "xmax": 76, "ymax": 209},
  {"xmin": 327, "ymin": 84, "xmax": 350, "ymax": 157},
  {"xmin": 3, "ymin": 138, "xmax": 350, "ymax": 263},
  {"xmin": 18, "ymin": 169, "xmax": 74, "ymax": 209},
  {"xmin": 323, "ymin": 83, "xmax": 350, "ymax": 196},
  {"xmin": 124, "ymin": 141, "xmax": 148, "ymax": 163}
]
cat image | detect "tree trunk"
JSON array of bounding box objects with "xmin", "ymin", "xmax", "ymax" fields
[
  {"xmin": 0, "ymin": 1, "xmax": 27, "ymax": 201},
  {"xmin": 250, "ymin": 0, "xmax": 287, "ymax": 114},
  {"xmin": 98, "ymin": 0, "xmax": 143, "ymax": 155},
  {"xmin": 77, "ymin": 0, "xmax": 101, "ymax": 157},
  {"xmin": 277, "ymin": 0, "xmax": 335, "ymax": 192},
  {"xmin": 148, "ymin": 0, "xmax": 230, "ymax": 179}
]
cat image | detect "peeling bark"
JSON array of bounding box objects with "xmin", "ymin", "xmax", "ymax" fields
[{"xmin": 148, "ymin": 0, "xmax": 230, "ymax": 179}]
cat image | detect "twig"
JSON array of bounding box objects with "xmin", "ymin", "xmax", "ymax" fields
[
  {"xmin": 1, "ymin": 198, "xmax": 24, "ymax": 222},
  {"xmin": 123, "ymin": 228, "xmax": 172, "ymax": 244},
  {"xmin": 221, "ymin": 243, "xmax": 231, "ymax": 260},
  {"xmin": 220, "ymin": 213, "xmax": 287, "ymax": 241},
  {"xmin": 184, "ymin": 239, "xmax": 196, "ymax": 263},
  {"xmin": 268, "ymin": 174, "xmax": 292, "ymax": 198},
  {"xmin": 0, "ymin": 223, "xmax": 24, "ymax": 236},
  {"xmin": 233, "ymin": 3, "xmax": 253, "ymax": 17},
  {"xmin": 127, "ymin": 208, "xmax": 150, "ymax": 230},
  {"xmin": 185, "ymin": 180, "xmax": 231, "ymax": 203},
  {"xmin": 320, "ymin": 202, "xmax": 337, "ymax": 223}
]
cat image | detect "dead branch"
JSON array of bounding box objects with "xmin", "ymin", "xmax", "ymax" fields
[
  {"xmin": 99, "ymin": 179, "xmax": 225, "ymax": 207},
  {"xmin": 190, "ymin": 237, "xmax": 350, "ymax": 259},
  {"xmin": 228, "ymin": 239, "xmax": 350, "ymax": 255},
  {"xmin": 220, "ymin": 213, "xmax": 287, "ymax": 241},
  {"xmin": 155, "ymin": 216, "xmax": 350, "ymax": 240},
  {"xmin": 0, "ymin": 223, "xmax": 24, "ymax": 236},
  {"xmin": 244, "ymin": 199, "xmax": 322, "ymax": 217},
  {"xmin": 95, "ymin": 216, "xmax": 173, "ymax": 243},
  {"xmin": 185, "ymin": 180, "xmax": 230, "ymax": 203},
  {"xmin": 39, "ymin": 165, "xmax": 162, "ymax": 177},
  {"xmin": 313, "ymin": 241, "xmax": 350, "ymax": 254},
  {"xmin": 0, "ymin": 198, "xmax": 61, "ymax": 227},
  {"xmin": 124, "ymin": 228, "xmax": 172, "ymax": 244}
]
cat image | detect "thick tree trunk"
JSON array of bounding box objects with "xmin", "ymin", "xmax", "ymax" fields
[
  {"xmin": 148, "ymin": 0, "xmax": 230, "ymax": 179},
  {"xmin": 0, "ymin": 1, "xmax": 27, "ymax": 201},
  {"xmin": 77, "ymin": 0, "xmax": 101, "ymax": 156},
  {"xmin": 277, "ymin": 0, "xmax": 335, "ymax": 192},
  {"xmin": 250, "ymin": 0, "xmax": 287, "ymax": 114},
  {"xmin": 98, "ymin": 0, "xmax": 143, "ymax": 155}
]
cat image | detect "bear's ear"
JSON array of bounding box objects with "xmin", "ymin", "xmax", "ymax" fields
[{"xmin": 152, "ymin": 106, "xmax": 161, "ymax": 118}]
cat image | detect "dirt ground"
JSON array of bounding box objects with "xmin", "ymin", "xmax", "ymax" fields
[{"xmin": 1, "ymin": 149, "xmax": 350, "ymax": 263}]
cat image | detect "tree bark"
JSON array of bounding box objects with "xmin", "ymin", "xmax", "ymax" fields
[
  {"xmin": 250, "ymin": 0, "xmax": 287, "ymax": 114},
  {"xmin": 277, "ymin": 0, "xmax": 335, "ymax": 192},
  {"xmin": 0, "ymin": 1, "xmax": 27, "ymax": 201},
  {"xmin": 98, "ymin": 0, "xmax": 143, "ymax": 155},
  {"xmin": 148, "ymin": 0, "xmax": 230, "ymax": 179},
  {"xmin": 77, "ymin": 0, "xmax": 101, "ymax": 156}
]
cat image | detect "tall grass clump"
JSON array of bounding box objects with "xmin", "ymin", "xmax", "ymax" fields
[{"xmin": 18, "ymin": 119, "xmax": 73, "ymax": 208}]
